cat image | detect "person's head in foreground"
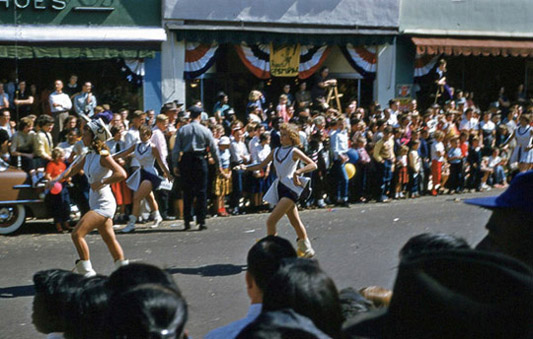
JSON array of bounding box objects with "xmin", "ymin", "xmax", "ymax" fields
[{"xmin": 464, "ymin": 170, "xmax": 533, "ymax": 268}]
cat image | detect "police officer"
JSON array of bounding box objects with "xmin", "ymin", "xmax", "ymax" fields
[{"xmin": 172, "ymin": 106, "xmax": 221, "ymax": 230}]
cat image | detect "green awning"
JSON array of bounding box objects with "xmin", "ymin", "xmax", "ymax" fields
[
  {"xmin": 174, "ymin": 29, "xmax": 394, "ymax": 46},
  {"xmin": 0, "ymin": 45, "xmax": 155, "ymax": 59}
]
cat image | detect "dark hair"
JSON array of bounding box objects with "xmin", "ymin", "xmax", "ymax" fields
[
  {"xmin": 262, "ymin": 258, "xmax": 343, "ymax": 338},
  {"xmin": 399, "ymin": 233, "xmax": 470, "ymax": 259},
  {"xmin": 139, "ymin": 124, "xmax": 153, "ymax": 137},
  {"xmin": 110, "ymin": 126, "xmax": 122, "ymax": 136},
  {"xmin": 32, "ymin": 269, "xmax": 85, "ymax": 334},
  {"xmin": 104, "ymin": 284, "xmax": 187, "ymax": 339},
  {"xmin": 36, "ymin": 114, "xmax": 54, "ymax": 127},
  {"xmin": 247, "ymin": 236, "xmax": 297, "ymax": 292},
  {"xmin": 64, "ymin": 275, "xmax": 109, "ymax": 339},
  {"xmin": 106, "ymin": 263, "xmax": 179, "ymax": 297},
  {"xmin": 338, "ymin": 287, "xmax": 375, "ymax": 321}
]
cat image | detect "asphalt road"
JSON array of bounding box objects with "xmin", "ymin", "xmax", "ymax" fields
[{"xmin": 0, "ymin": 190, "xmax": 497, "ymax": 338}]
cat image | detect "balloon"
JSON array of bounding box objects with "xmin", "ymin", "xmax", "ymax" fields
[
  {"xmin": 50, "ymin": 182, "xmax": 62, "ymax": 195},
  {"xmin": 345, "ymin": 163, "xmax": 356, "ymax": 180}
]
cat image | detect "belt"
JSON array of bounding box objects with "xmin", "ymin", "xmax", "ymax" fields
[{"xmin": 183, "ymin": 151, "xmax": 207, "ymax": 156}]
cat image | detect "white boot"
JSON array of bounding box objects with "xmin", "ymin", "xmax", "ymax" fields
[
  {"xmin": 121, "ymin": 215, "xmax": 136, "ymax": 233},
  {"xmin": 297, "ymin": 238, "xmax": 315, "ymax": 258},
  {"xmin": 151, "ymin": 211, "xmax": 163, "ymax": 228},
  {"xmin": 74, "ymin": 260, "xmax": 97, "ymax": 277},
  {"xmin": 114, "ymin": 259, "xmax": 130, "ymax": 270}
]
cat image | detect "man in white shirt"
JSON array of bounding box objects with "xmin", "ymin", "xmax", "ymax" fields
[
  {"xmin": 205, "ymin": 236, "xmax": 297, "ymax": 339},
  {"xmin": 152, "ymin": 114, "xmax": 172, "ymax": 220},
  {"xmin": 74, "ymin": 82, "xmax": 97, "ymax": 117},
  {"xmin": 49, "ymin": 80, "xmax": 72, "ymax": 144}
]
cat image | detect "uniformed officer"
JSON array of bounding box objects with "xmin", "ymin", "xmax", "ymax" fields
[{"xmin": 172, "ymin": 106, "xmax": 221, "ymax": 230}]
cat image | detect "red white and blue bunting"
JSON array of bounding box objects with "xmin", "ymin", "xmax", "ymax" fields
[
  {"xmin": 339, "ymin": 44, "xmax": 377, "ymax": 79},
  {"xmin": 234, "ymin": 43, "xmax": 271, "ymax": 79},
  {"xmin": 414, "ymin": 54, "xmax": 440, "ymax": 78},
  {"xmin": 234, "ymin": 43, "xmax": 331, "ymax": 79},
  {"xmin": 298, "ymin": 45, "xmax": 331, "ymax": 79},
  {"xmin": 184, "ymin": 42, "xmax": 220, "ymax": 80}
]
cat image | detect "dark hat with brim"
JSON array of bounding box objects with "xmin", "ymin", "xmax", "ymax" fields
[
  {"xmin": 343, "ymin": 249, "xmax": 533, "ymax": 339},
  {"xmin": 464, "ymin": 170, "xmax": 533, "ymax": 214}
]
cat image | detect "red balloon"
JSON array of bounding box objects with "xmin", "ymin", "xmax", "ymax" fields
[{"xmin": 50, "ymin": 182, "xmax": 62, "ymax": 195}]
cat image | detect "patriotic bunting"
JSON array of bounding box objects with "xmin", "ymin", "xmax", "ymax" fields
[
  {"xmin": 298, "ymin": 45, "xmax": 331, "ymax": 79},
  {"xmin": 339, "ymin": 44, "xmax": 377, "ymax": 79},
  {"xmin": 414, "ymin": 54, "xmax": 440, "ymax": 78},
  {"xmin": 234, "ymin": 43, "xmax": 331, "ymax": 79},
  {"xmin": 234, "ymin": 43, "xmax": 271, "ymax": 79},
  {"xmin": 184, "ymin": 42, "xmax": 220, "ymax": 79}
]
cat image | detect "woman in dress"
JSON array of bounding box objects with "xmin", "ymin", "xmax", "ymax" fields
[
  {"xmin": 114, "ymin": 124, "xmax": 172, "ymax": 233},
  {"xmin": 49, "ymin": 118, "xmax": 128, "ymax": 276},
  {"xmin": 502, "ymin": 114, "xmax": 533, "ymax": 172},
  {"xmin": 246, "ymin": 123, "xmax": 317, "ymax": 258}
]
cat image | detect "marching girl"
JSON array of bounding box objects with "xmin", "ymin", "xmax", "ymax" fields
[
  {"xmin": 114, "ymin": 124, "xmax": 172, "ymax": 233},
  {"xmin": 48, "ymin": 118, "xmax": 128, "ymax": 276},
  {"xmin": 502, "ymin": 114, "xmax": 533, "ymax": 172},
  {"xmin": 246, "ymin": 123, "xmax": 317, "ymax": 258}
]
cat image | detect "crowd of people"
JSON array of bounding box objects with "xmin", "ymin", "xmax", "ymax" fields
[
  {"xmin": 32, "ymin": 170, "xmax": 533, "ymax": 337},
  {"xmin": 1, "ymin": 69, "xmax": 532, "ymax": 231}
]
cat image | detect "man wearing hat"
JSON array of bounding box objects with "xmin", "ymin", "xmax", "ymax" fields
[
  {"xmin": 172, "ymin": 106, "xmax": 221, "ymax": 230},
  {"xmin": 161, "ymin": 101, "xmax": 183, "ymax": 137},
  {"xmin": 464, "ymin": 170, "xmax": 533, "ymax": 269}
]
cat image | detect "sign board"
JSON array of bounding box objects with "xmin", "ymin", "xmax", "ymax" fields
[{"xmin": 270, "ymin": 44, "xmax": 300, "ymax": 77}]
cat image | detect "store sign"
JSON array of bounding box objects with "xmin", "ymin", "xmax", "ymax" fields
[
  {"xmin": 270, "ymin": 44, "xmax": 300, "ymax": 77},
  {"xmin": 0, "ymin": 0, "xmax": 68, "ymax": 10}
]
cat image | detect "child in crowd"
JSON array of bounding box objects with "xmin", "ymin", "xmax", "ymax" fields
[
  {"xmin": 447, "ymin": 136, "xmax": 463, "ymax": 193},
  {"xmin": 373, "ymin": 126, "xmax": 395, "ymax": 202},
  {"xmin": 250, "ymin": 132, "xmax": 271, "ymax": 211},
  {"xmin": 214, "ymin": 136, "xmax": 232, "ymax": 217},
  {"xmin": 430, "ymin": 130, "xmax": 445, "ymax": 196},
  {"xmin": 408, "ymin": 140, "xmax": 421, "ymax": 198},
  {"xmin": 44, "ymin": 147, "xmax": 71, "ymax": 233},
  {"xmin": 488, "ymin": 148, "xmax": 507, "ymax": 187},
  {"xmin": 467, "ymin": 136, "xmax": 482, "ymax": 191},
  {"xmin": 394, "ymin": 145, "xmax": 409, "ymax": 199}
]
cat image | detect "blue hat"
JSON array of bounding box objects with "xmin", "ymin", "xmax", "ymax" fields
[{"xmin": 464, "ymin": 171, "xmax": 533, "ymax": 214}]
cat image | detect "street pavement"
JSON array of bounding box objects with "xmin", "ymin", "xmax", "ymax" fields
[{"xmin": 0, "ymin": 190, "xmax": 497, "ymax": 338}]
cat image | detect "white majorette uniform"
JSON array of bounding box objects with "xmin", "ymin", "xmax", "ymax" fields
[
  {"xmin": 510, "ymin": 125, "xmax": 533, "ymax": 164},
  {"xmin": 125, "ymin": 141, "xmax": 161, "ymax": 191},
  {"xmin": 263, "ymin": 146, "xmax": 310, "ymax": 205},
  {"xmin": 84, "ymin": 152, "xmax": 116, "ymax": 219}
]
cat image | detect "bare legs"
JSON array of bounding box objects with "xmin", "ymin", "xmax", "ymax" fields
[
  {"xmin": 132, "ymin": 180, "xmax": 158, "ymax": 217},
  {"xmin": 266, "ymin": 197, "xmax": 308, "ymax": 240},
  {"xmin": 71, "ymin": 210, "xmax": 124, "ymax": 261}
]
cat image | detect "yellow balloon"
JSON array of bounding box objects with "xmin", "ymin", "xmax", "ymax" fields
[{"xmin": 345, "ymin": 163, "xmax": 356, "ymax": 179}]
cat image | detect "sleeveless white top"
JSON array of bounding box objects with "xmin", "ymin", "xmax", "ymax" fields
[
  {"xmin": 135, "ymin": 141, "xmax": 157, "ymax": 174},
  {"xmin": 510, "ymin": 125, "xmax": 533, "ymax": 163},
  {"xmin": 83, "ymin": 152, "xmax": 116, "ymax": 218},
  {"xmin": 263, "ymin": 147, "xmax": 310, "ymax": 205}
]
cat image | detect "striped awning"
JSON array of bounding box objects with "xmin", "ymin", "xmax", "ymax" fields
[{"xmin": 412, "ymin": 37, "xmax": 533, "ymax": 57}]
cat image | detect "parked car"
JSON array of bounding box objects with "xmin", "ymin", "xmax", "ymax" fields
[{"xmin": 0, "ymin": 163, "xmax": 48, "ymax": 235}]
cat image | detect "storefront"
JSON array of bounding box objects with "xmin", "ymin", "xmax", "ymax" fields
[
  {"xmin": 0, "ymin": 0, "xmax": 166, "ymax": 115},
  {"xmin": 399, "ymin": 0, "xmax": 533, "ymax": 110},
  {"xmin": 162, "ymin": 0, "xmax": 398, "ymax": 114}
]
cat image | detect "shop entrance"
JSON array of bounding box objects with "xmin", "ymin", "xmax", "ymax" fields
[{"xmin": 0, "ymin": 58, "xmax": 143, "ymax": 116}]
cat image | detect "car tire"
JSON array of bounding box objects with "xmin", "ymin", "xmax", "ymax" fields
[{"xmin": 0, "ymin": 205, "xmax": 26, "ymax": 235}]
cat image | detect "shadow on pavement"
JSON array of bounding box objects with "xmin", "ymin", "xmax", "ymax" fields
[
  {"xmin": 167, "ymin": 264, "xmax": 246, "ymax": 277},
  {"xmin": 0, "ymin": 284, "xmax": 35, "ymax": 298}
]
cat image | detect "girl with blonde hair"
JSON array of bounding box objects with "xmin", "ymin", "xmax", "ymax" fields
[{"xmin": 246, "ymin": 123, "xmax": 317, "ymax": 257}]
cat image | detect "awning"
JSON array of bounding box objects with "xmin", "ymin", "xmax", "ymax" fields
[
  {"xmin": 0, "ymin": 46, "xmax": 155, "ymax": 59},
  {"xmin": 1, "ymin": 25, "xmax": 166, "ymax": 43},
  {"xmin": 171, "ymin": 26, "xmax": 395, "ymax": 46},
  {"xmin": 412, "ymin": 37, "xmax": 533, "ymax": 57}
]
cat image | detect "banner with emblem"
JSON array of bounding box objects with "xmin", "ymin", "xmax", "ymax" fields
[{"xmin": 269, "ymin": 44, "xmax": 300, "ymax": 77}]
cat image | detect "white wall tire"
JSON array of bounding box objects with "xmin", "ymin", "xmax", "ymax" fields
[{"xmin": 0, "ymin": 205, "xmax": 26, "ymax": 235}]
